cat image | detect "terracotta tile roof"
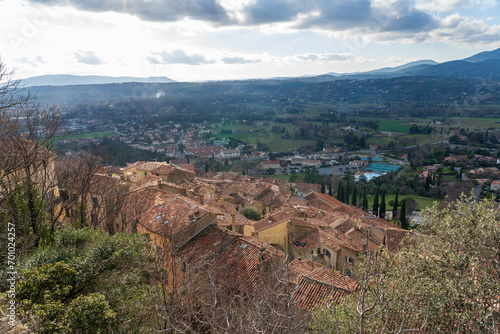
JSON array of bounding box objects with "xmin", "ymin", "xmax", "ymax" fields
[
  {"xmin": 232, "ymin": 181, "xmax": 272, "ymax": 198},
  {"xmin": 174, "ymin": 224, "xmax": 228, "ymax": 263},
  {"xmin": 136, "ymin": 161, "xmax": 166, "ymax": 172},
  {"xmin": 253, "ymin": 206, "xmax": 301, "ymax": 231},
  {"xmin": 259, "ymin": 190, "xmax": 291, "ymax": 208},
  {"xmin": 120, "ymin": 186, "xmax": 170, "ymax": 222},
  {"xmin": 385, "ymin": 228, "xmax": 416, "ymax": 252},
  {"xmin": 216, "ymin": 211, "xmax": 252, "ymax": 227},
  {"xmin": 346, "ymin": 228, "xmax": 380, "ymax": 252},
  {"xmin": 291, "ymin": 229, "xmax": 345, "ymax": 254},
  {"xmin": 288, "ymin": 259, "xmax": 359, "ymax": 310},
  {"xmin": 138, "ymin": 194, "xmax": 217, "ymax": 237},
  {"xmin": 185, "ymin": 145, "xmax": 224, "ymax": 157},
  {"xmin": 305, "ymin": 192, "xmax": 344, "ymax": 209},
  {"xmin": 176, "ymin": 225, "xmax": 284, "ymax": 296},
  {"xmin": 138, "ymin": 174, "xmax": 161, "ymax": 186},
  {"xmin": 151, "ymin": 163, "xmax": 177, "ymax": 175},
  {"xmin": 295, "ymin": 183, "xmax": 322, "ymax": 193}
]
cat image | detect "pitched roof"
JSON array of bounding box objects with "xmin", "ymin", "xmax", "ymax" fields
[
  {"xmin": 138, "ymin": 194, "xmax": 214, "ymax": 237},
  {"xmin": 304, "ymin": 192, "xmax": 344, "ymax": 209},
  {"xmin": 291, "ymin": 229, "xmax": 348, "ymax": 254},
  {"xmin": 288, "ymin": 259, "xmax": 359, "ymax": 310},
  {"xmin": 176, "ymin": 225, "xmax": 284, "ymax": 296}
]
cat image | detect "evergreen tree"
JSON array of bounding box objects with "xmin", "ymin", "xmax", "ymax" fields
[
  {"xmin": 362, "ymin": 186, "xmax": 368, "ymax": 211},
  {"xmin": 372, "ymin": 187, "xmax": 379, "ymax": 216},
  {"xmin": 400, "ymin": 199, "xmax": 408, "ymax": 229},
  {"xmin": 328, "ymin": 182, "xmax": 333, "ymax": 196},
  {"xmin": 393, "ymin": 187, "xmax": 399, "ymax": 220},
  {"xmin": 351, "ymin": 184, "xmax": 357, "ymax": 207},
  {"xmin": 425, "ymin": 173, "xmax": 431, "ymax": 191},
  {"xmin": 345, "ymin": 181, "xmax": 350, "ymax": 204},
  {"xmin": 339, "ymin": 184, "xmax": 345, "ymax": 203},
  {"xmin": 379, "ymin": 190, "xmax": 386, "ymax": 219},
  {"xmin": 336, "ymin": 182, "xmax": 342, "ymax": 200},
  {"xmin": 321, "ymin": 182, "xmax": 326, "ymax": 194}
]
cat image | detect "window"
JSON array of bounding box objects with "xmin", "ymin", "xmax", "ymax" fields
[
  {"xmin": 345, "ymin": 256, "xmax": 354, "ymax": 265},
  {"xmin": 346, "ymin": 268, "xmax": 351, "ymax": 276},
  {"xmin": 317, "ymin": 247, "xmax": 321, "ymax": 254},
  {"xmin": 93, "ymin": 197, "xmax": 99, "ymax": 207},
  {"xmin": 91, "ymin": 213, "xmax": 96, "ymax": 225}
]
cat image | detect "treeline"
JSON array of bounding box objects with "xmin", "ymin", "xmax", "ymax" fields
[
  {"xmin": 84, "ymin": 137, "xmax": 167, "ymax": 166},
  {"xmin": 409, "ymin": 124, "xmax": 433, "ymax": 134}
]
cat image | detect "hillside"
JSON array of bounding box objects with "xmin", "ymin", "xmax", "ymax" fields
[{"xmin": 22, "ymin": 74, "xmax": 175, "ymax": 87}]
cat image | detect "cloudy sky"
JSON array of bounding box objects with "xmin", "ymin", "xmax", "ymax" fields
[{"xmin": 1, "ymin": 0, "xmax": 500, "ymax": 82}]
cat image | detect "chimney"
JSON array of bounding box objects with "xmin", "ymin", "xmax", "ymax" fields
[
  {"xmin": 231, "ymin": 213, "xmax": 236, "ymax": 231},
  {"xmin": 154, "ymin": 194, "xmax": 164, "ymax": 206}
]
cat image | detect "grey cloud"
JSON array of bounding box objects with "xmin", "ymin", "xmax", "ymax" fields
[
  {"xmin": 148, "ymin": 49, "xmax": 215, "ymax": 65},
  {"xmin": 243, "ymin": 0, "xmax": 372, "ymax": 29},
  {"xmin": 297, "ymin": 0, "xmax": 373, "ymax": 30},
  {"xmin": 28, "ymin": 0, "xmax": 230, "ymax": 23},
  {"xmin": 244, "ymin": 0, "xmax": 302, "ymax": 25},
  {"xmin": 380, "ymin": 8, "xmax": 439, "ymax": 32},
  {"xmin": 74, "ymin": 50, "xmax": 104, "ymax": 65},
  {"xmin": 243, "ymin": 0, "xmax": 441, "ymax": 35},
  {"xmin": 221, "ymin": 57, "xmax": 260, "ymax": 64}
]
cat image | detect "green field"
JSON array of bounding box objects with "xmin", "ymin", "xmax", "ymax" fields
[
  {"xmin": 350, "ymin": 117, "xmax": 411, "ymax": 133},
  {"xmin": 364, "ymin": 194, "xmax": 437, "ymax": 212},
  {"xmin": 214, "ymin": 122, "xmax": 316, "ymax": 151},
  {"xmin": 448, "ymin": 117, "xmax": 500, "ymax": 130},
  {"xmin": 56, "ymin": 130, "xmax": 116, "ymax": 143},
  {"xmin": 69, "ymin": 131, "xmax": 116, "ymax": 139}
]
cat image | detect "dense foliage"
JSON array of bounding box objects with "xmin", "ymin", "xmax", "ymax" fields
[{"xmin": 1, "ymin": 227, "xmax": 159, "ymax": 333}]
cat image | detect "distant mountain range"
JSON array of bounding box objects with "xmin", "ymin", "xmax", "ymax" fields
[
  {"xmin": 22, "ymin": 74, "xmax": 175, "ymax": 87},
  {"xmin": 21, "ymin": 48, "xmax": 500, "ymax": 88},
  {"xmin": 315, "ymin": 48, "xmax": 500, "ymax": 81}
]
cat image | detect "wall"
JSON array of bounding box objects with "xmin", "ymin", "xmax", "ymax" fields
[{"xmin": 255, "ymin": 219, "xmax": 289, "ymax": 251}]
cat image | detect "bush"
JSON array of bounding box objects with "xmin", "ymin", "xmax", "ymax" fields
[{"xmin": 242, "ymin": 206, "xmax": 262, "ymax": 221}]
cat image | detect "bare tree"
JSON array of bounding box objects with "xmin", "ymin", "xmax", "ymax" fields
[{"xmin": 0, "ymin": 60, "xmax": 64, "ymax": 254}]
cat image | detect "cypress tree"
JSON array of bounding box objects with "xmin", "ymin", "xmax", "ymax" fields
[
  {"xmin": 393, "ymin": 188, "xmax": 399, "ymax": 221},
  {"xmin": 425, "ymin": 173, "xmax": 431, "ymax": 191},
  {"xmin": 321, "ymin": 182, "xmax": 326, "ymax": 194},
  {"xmin": 337, "ymin": 182, "xmax": 342, "ymax": 200},
  {"xmin": 372, "ymin": 187, "xmax": 379, "ymax": 216},
  {"xmin": 400, "ymin": 199, "xmax": 409, "ymax": 229},
  {"xmin": 379, "ymin": 190, "xmax": 386, "ymax": 219},
  {"xmin": 338, "ymin": 184, "xmax": 345, "ymax": 203},
  {"xmin": 328, "ymin": 182, "xmax": 333, "ymax": 196},
  {"xmin": 345, "ymin": 181, "xmax": 350, "ymax": 204},
  {"xmin": 351, "ymin": 184, "xmax": 357, "ymax": 207},
  {"xmin": 362, "ymin": 186, "xmax": 368, "ymax": 211}
]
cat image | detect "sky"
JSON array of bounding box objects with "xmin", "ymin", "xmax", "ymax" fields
[{"xmin": 1, "ymin": 0, "xmax": 500, "ymax": 82}]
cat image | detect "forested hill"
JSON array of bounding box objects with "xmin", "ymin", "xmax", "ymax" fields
[{"xmin": 21, "ymin": 76, "xmax": 500, "ymax": 114}]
